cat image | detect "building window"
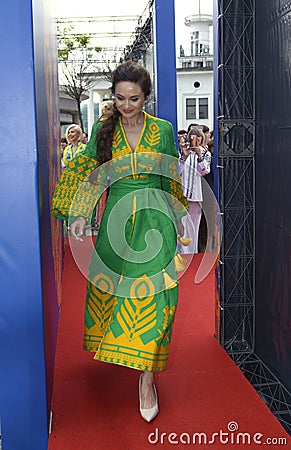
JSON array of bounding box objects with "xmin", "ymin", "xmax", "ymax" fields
[
  {"xmin": 186, "ymin": 98, "xmax": 196, "ymax": 119},
  {"xmin": 182, "ymin": 61, "xmax": 192, "ymax": 68},
  {"xmin": 199, "ymin": 98, "xmax": 208, "ymax": 119},
  {"xmin": 205, "ymin": 60, "xmax": 213, "ymax": 68},
  {"xmin": 186, "ymin": 97, "xmax": 209, "ymax": 120}
]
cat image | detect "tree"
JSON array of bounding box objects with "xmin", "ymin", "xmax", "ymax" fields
[{"xmin": 57, "ymin": 24, "xmax": 102, "ymax": 131}]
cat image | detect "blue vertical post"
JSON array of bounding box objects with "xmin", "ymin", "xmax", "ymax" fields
[
  {"xmin": 212, "ymin": 0, "xmax": 222, "ymax": 343},
  {"xmin": 0, "ymin": 0, "xmax": 60, "ymax": 448},
  {"xmin": 153, "ymin": 0, "xmax": 178, "ymax": 134}
]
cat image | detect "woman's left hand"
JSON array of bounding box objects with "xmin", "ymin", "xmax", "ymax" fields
[{"xmin": 70, "ymin": 217, "xmax": 86, "ymax": 241}]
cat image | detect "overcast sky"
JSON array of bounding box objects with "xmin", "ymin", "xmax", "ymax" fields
[
  {"xmin": 55, "ymin": 0, "xmax": 213, "ymax": 18},
  {"xmin": 55, "ymin": 0, "xmax": 213, "ymax": 53}
]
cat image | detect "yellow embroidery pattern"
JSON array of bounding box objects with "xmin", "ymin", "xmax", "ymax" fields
[
  {"xmin": 84, "ymin": 274, "xmax": 117, "ymax": 351},
  {"xmin": 117, "ymin": 276, "xmax": 157, "ymax": 341},
  {"xmin": 161, "ymin": 304, "xmax": 176, "ymax": 331},
  {"xmin": 137, "ymin": 163, "xmax": 153, "ymax": 171},
  {"xmin": 113, "ymin": 145, "xmax": 131, "ymax": 159},
  {"xmin": 115, "ymin": 165, "xmax": 131, "ymax": 173},
  {"xmin": 88, "ymin": 278, "xmax": 116, "ymax": 331},
  {"xmin": 112, "ymin": 128, "xmax": 123, "ymax": 149},
  {"xmin": 144, "ymin": 122, "xmax": 161, "ymax": 147},
  {"xmin": 51, "ymin": 154, "xmax": 98, "ymax": 220}
]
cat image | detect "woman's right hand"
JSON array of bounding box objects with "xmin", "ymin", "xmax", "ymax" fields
[
  {"xmin": 182, "ymin": 142, "xmax": 191, "ymax": 159},
  {"xmin": 70, "ymin": 217, "xmax": 86, "ymax": 241}
]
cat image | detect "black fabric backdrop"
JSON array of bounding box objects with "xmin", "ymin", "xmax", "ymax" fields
[{"xmin": 255, "ymin": 0, "xmax": 291, "ymax": 391}]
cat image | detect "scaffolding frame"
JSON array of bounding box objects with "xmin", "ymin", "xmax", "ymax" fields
[
  {"xmin": 217, "ymin": 0, "xmax": 256, "ymax": 355},
  {"xmin": 217, "ymin": 0, "xmax": 291, "ymax": 433}
]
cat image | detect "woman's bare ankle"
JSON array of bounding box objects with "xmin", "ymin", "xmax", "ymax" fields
[{"xmin": 140, "ymin": 372, "xmax": 156, "ymax": 409}]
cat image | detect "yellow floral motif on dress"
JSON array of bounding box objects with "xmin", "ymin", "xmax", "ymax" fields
[
  {"xmin": 115, "ymin": 165, "xmax": 131, "ymax": 173},
  {"xmin": 169, "ymin": 160, "xmax": 178, "ymax": 179},
  {"xmin": 112, "ymin": 128, "xmax": 123, "ymax": 149},
  {"xmin": 137, "ymin": 163, "xmax": 153, "ymax": 171},
  {"xmin": 169, "ymin": 179, "xmax": 189, "ymax": 211},
  {"xmin": 161, "ymin": 327, "xmax": 172, "ymax": 348},
  {"xmin": 161, "ymin": 304, "xmax": 176, "ymax": 330},
  {"xmin": 150, "ymin": 152, "xmax": 163, "ymax": 163},
  {"xmin": 154, "ymin": 304, "xmax": 176, "ymax": 347},
  {"xmin": 51, "ymin": 153, "xmax": 101, "ymax": 220},
  {"xmin": 144, "ymin": 122, "xmax": 161, "ymax": 147},
  {"xmin": 129, "ymin": 274, "xmax": 155, "ymax": 299},
  {"xmin": 137, "ymin": 145, "xmax": 162, "ymax": 164},
  {"xmin": 91, "ymin": 273, "xmax": 115, "ymax": 296},
  {"xmin": 85, "ymin": 274, "xmax": 116, "ymax": 333},
  {"xmin": 122, "ymin": 174, "xmax": 149, "ymax": 179},
  {"xmin": 112, "ymin": 145, "xmax": 131, "ymax": 159},
  {"xmin": 116, "ymin": 276, "xmax": 157, "ymax": 341}
]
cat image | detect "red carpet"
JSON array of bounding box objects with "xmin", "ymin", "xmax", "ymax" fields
[{"xmin": 49, "ymin": 239, "xmax": 289, "ymax": 449}]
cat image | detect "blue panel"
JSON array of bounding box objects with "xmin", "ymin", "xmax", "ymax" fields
[
  {"xmin": 0, "ymin": 0, "xmax": 59, "ymax": 448},
  {"xmin": 153, "ymin": 0, "xmax": 178, "ymax": 135},
  {"xmin": 32, "ymin": 0, "xmax": 62, "ymax": 419}
]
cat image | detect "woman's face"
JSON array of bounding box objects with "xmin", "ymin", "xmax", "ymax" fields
[
  {"xmin": 196, "ymin": 135, "xmax": 203, "ymax": 146},
  {"xmin": 204, "ymin": 131, "xmax": 211, "ymax": 143},
  {"xmin": 114, "ymin": 81, "xmax": 145, "ymax": 120},
  {"xmin": 67, "ymin": 127, "xmax": 80, "ymax": 144}
]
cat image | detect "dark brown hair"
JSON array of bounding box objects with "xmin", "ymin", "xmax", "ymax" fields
[{"xmin": 96, "ymin": 61, "xmax": 152, "ymax": 164}]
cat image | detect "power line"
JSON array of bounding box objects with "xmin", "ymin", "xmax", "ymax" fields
[{"xmin": 57, "ymin": 16, "xmax": 140, "ymax": 24}]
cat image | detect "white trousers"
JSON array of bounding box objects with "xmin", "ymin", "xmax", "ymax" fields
[{"xmin": 181, "ymin": 201, "xmax": 202, "ymax": 254}]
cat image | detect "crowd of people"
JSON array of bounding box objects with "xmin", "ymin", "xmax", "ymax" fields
[
  {"xmin": 178, "ymin": 123, "xmax": 215, "ymax": 254},
  {"xmin": 53, "ymin": 60, "xmax": 216, "ymax": 424}
]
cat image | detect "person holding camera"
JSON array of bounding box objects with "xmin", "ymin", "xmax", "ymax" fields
[{"xmin": 178, "ymin": 127, "xmax": 211, "ymax": 254}]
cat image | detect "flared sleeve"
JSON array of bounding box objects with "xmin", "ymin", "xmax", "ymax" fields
[{"xmin": 51, "ymin": 121, "xmax": 106, "ymax": 222}]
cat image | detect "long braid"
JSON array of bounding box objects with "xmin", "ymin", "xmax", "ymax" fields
[{"xmin": 96, "ymin": 104, "xmax": 120, "ymax": 164}]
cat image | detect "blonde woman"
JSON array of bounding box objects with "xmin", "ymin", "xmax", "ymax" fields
[{"xmin": 62, "ymin": 124, "xmax": 86, "ymax": 168}]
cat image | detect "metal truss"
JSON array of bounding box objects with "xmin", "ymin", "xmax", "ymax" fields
[
  {"xmin": 122, "ymin": 1, "xmax": 154, "ymax": 62},
  {"xmin": 234, "ymin": 353, "xmax": 291, "ymax": 434},
  {"xmin": 217, "ymin": 0, "xmax": 256, "ymax": 355},
  {"xmin": 219, "ymin": 150, "xmax": 255, "ymax": 353},
  {"xmin": 217, "ymin": 0, "xmax": 291, "ymax": 433}
]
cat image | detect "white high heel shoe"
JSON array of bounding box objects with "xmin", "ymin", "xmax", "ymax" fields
[{"xmin": 139, "ymin": 374, "xmax": 159, "ymax": 422}]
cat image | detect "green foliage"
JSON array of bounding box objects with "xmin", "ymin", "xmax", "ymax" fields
[
  {"xmin": 57, "ymin": 23, "xmax": 103, "ymax": 130},
  {"xmin": 57, "ymin": 24, "xmax": 101, "ymax": 61}
]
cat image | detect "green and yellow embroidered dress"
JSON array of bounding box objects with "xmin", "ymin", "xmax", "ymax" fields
[{"xmin": 52, "ymin": 112, "xmax": 188, "ymax": 372}]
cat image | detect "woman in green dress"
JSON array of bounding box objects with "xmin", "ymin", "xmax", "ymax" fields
[{"xmin": 52, "ymin": 61, "xmax": 188, "ymax": 422}]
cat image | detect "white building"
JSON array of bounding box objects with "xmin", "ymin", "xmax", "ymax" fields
[
  {"xmin": 59, "ymin": 9, "xmax": 214, "ymax": 136},
  {"xmin": 176, "ymin": 13, "xmax": 213, "ymax": 131},
  {"xmin": 84, "ymin": 12, "xmax": 214, "ymax": 135}
]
